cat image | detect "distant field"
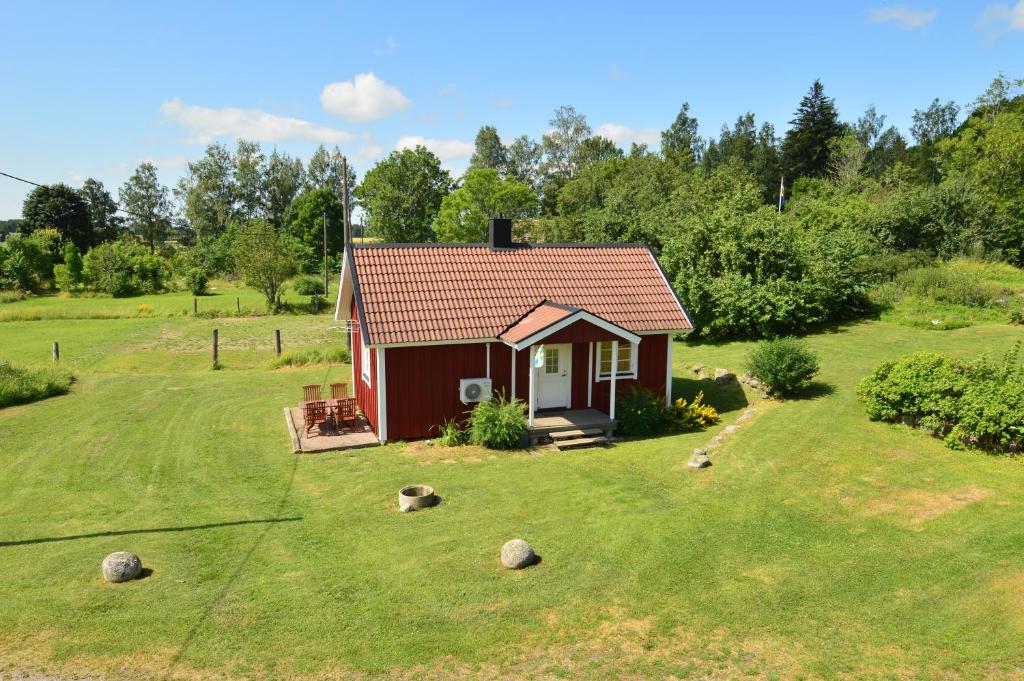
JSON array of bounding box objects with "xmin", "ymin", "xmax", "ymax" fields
[
  {"xmin": 0, "ymin": 278, "xmax": 337, "ymax": 322},
  {"xmin": 2, "ymin": 291, "xmax": 1024, "ymax": 679}
]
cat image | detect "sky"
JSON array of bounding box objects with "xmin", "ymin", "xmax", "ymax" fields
[{"xmin": 1, "ymin": 0, "xmax": 1023, "ymax": 219}]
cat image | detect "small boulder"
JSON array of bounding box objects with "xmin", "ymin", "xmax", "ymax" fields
[
  {"xmin": 714, "ymin": 368, "xmax": 735, "ymax": 384},
  {"xmin": 500, "ymin": 539, "xmax": 535, "ymax": 569},
  {"xmin": 739, "ymin": 373, "xmax": 751, "ymax": 384},
  {"xmin": 102, "ymin": 551, "xmax": 142, "ymax": 583},
  {"xmin": 724, "ymin": 424, "xmax": 738, "ymax": 434},
  {"xmin": 691, "ymin": 363, "xmax": 704, "ymax": 375},
  {"xmin": 688, "ymin": 453, "xmax": 711, "ymax": 469}
]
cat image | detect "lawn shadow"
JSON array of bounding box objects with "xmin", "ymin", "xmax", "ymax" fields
[
  {"xmin": 137, "ymin": 567, "xmax": 154, "ymax": 580},
  {"xmin": 789, "ymin": 381, "xmax": 836, "ymax": 401},
  {"xmin": 0, "ymin": 517, "xmax": 303, "ymax": 548},
  {"xmin": 672, "ymin": 377, "xmax": 748, "ymax": 414}
]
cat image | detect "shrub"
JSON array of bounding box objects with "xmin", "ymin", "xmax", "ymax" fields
[
  {"xmin": 292, "ymin": 275, "xmax": 327, "ymax": 312},
  {"xmin": 0, "ymin": 360, "xmax": 74, "ymax": 409},
  {"xmin": 668, "ymin": 391, "xmax": 720, "ymax": 432},
  {"xmin": 617, "ymin": 386, "xmax": 671, "ymax": 437},
  {"xmin": 270, "ymin": 347, "xmax": 350, "ymax": 368},
  {"xmin": 1011, "ymin": 310, "xmax": 1024, "ymax": 325},
  {"xmin": 0, "ymin": 290, "xmax": 28, "ymax": 304},
  {"xmin": 466, "ymin": 392, "xmax": 527, "ymax": 449},
  {"xmin": 746, "ymin": 338, "xmax": 820, "ymax": 397},
  {"xmin": 54, "ymin": 242, "xmax": 83, "ymax": 293},
  {"xmin": 857, "ymin": 346, "xmax": 1023, "ymax": 453},
  {"xmin": 82, "ymin": 240, "xmax": 169, "ymax": 297},
  {"xmin": 184, "ymin": 267, "xmax": 209, "ymax": 296},
  {"xmin": 434, "ymin": 418, "xmax": 467, "ymax": 446}
]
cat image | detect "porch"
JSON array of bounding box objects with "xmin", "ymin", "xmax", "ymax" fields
[
  {"xmin": 527, "ymin": 408, "xmax": 616, "ymax": 445},
  {"xmin": 283, "ymin": 406, "xmax": 379, "ymax": 453}
]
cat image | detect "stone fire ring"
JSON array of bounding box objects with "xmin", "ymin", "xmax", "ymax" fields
[{"xmin": 399, "ymin": 484, "xmax": 437, "ymax": 512}]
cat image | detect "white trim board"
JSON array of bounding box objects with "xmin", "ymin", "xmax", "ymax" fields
[
  {"xmin": 376, "ymin": 347, "xmax": 388, "ymax": 443},
  {"xmin": 502, "ymin": 310, "xmax": 641, "ymax": 351}
]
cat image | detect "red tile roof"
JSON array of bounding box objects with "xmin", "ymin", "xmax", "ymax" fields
[
  {"xmin": 350, "ymin": 245, "xmax": 692, "ymax": 345},
  {"xmin": 498, "ymin": 301, "xmax": 577, "ymax": 344}
]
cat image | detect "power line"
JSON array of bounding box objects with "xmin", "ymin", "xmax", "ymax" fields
[{"xmin": 1, "ymin": 169, "xmax": 153, "ymax": 222}]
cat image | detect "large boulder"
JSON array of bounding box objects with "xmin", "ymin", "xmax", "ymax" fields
[
  {"xmin": 102, "ymin": 551, "xmax": 142, "ymax": 583},
  {"xmin": 500, "ymin": 539, "xmax": 535, "ymax": 569}
]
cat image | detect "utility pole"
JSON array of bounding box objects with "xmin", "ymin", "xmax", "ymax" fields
[
  {"xmin": 341, "ymin": 155, "xmax": 351, "ymax": 245},
  {"xmin": 323, "ymin": 208, "xmax": 329, "ymax": 293}
]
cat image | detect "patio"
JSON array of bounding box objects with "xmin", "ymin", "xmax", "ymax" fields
[{"xmin": 283, "ymin": 406, "xmax": 379, "ymax": 453}]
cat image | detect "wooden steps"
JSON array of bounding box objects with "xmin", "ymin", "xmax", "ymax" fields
[{"xmin": 550, "ymin": 427, "xmax": 609, "ymax": 450}]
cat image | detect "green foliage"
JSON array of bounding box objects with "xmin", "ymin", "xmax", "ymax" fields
[
  {"xmin": 231, "ymin": 220, "xmax": 299, "ymax": 312},
  {"xmin": 0, "ymin": 290, "xmax": 28, "ymax": 304},
  {"xmin": 283, "ymin": 188, "xmax": 345, "ymax": 273},
  {"xmin": 617, "ymin": 386, "xmax": 671, "ymax": 437},
  {"xmin": 433, "ymin": 168, "xmax": 536, "ymax": 242},
  {"xmin": 781, "ymin": 79, "xmax": 844, "ymax": 181},
  {"xmin": 269, "ymin": 346, "xmax": 350, "ymax": 368},
  {"xmin": 292, "ymin": 274, "xmax": 326, "ymax": 311},
  {"xmin": 21, "ymin": 183, "xmax": 94, "ymax": 251},
  {"xmin": 0, "ymin": 360, "xmax": 74, "ymax": 409},
  {"xmin": 81, "ymin": 239, "xmax": 169, "ymax": 297},
  {"xmin": 469, "ymin": 125, "xmax": 508, "ymax": 172},
  {"xmin": 857, "ymin": 346, "xmax": 1023, "ymax": 452},
  {"xmin": 184, "ymin": 267, "xmax": 209, "ymax": 296},
  {"xmin": 434, "ymin": 417, "xmax": 468, "ymax": 447},
  {"xmin": 466, "ymin": 392, "xmax": 527, "ymax": 449},
  {"xmin": 355, "ymin": 146, "xmax": 452, "ymax": 242},
  {"xmin": 746, "ymin": 338, "xmax": 820, "ymax": 397},
  {"xmin": 54, "ymin": 241, "xmax": 84, "ymax": 293},
  {"xmin": 119, "ymin": 162, "xmax": 173, "ymax": 252},
  {"xmin": 0, "ymin": 232, "xmax": 54, "ymax": 291}
]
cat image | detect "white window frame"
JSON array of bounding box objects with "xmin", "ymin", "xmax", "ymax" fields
[
  {"xmin": 361, "ymin": 338, "xmax": 371, "ymax": 385},
  {"xmin": 595, "ymin": 340, "xmax": 637, "ymax": 381}
]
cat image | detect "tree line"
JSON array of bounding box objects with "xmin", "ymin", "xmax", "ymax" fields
[{"xmin": 2, "ymin": 75, "xmax": 1022, "ymax": 335}]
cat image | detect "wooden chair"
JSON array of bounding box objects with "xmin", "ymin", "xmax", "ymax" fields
[
  {"xmin": 335, "ymin": 398, "xmax": 358, "ymax": 431},
  {"xmin": 302, "ymin": 384, "xmax": 322, "ymax": 403},
  {"xmin": 302, "ymin": 400, "xmax": 328, "ymax": 436},
  {"xmin": 329, "ymin": 382, "xmax": 349, "ymax": 399}
]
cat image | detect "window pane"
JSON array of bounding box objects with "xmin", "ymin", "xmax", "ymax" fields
[
  {"xmin": 545, "ymin": 347, "xmax": 559, "ymax": 374},
  {"xmin": 617, "ymin": 343, "xmax": 632, "ymax": 372},
  {"xmin": 599, "ymin": 342, "xmax": 611, "ymax": 374}
]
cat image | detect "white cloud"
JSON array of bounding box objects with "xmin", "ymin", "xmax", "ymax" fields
[
  {"xmin": 394, "ymin": 135, "xmax": 474, "ymax": 161},
  {"xmin": 594, "ymin": 123, "xmax": 661, "ymax": 148},
  {"xmin": 436, "ymin": 83, "xmax": 461, "ymax": 97},
  {"xmin": 320, "ymin": 72, "xmax": 411, "ymax": 122},
  {"xmin": 867, "ymin": 5, "xmax": 939, "ymax": 29},
  {"xmin": 490, "ymin": 97, "xmax": 513, "ymax": 109},
  {"xmin": 975, "ymin": 1, "xmax": 1024, "ymax": 43},
  {"xmin": 159, "ymin": 98, "xmax": 351, "ymax": 145},
  {"xmin": 375, "ymin": 35, "xmax": 399, "ymax": 56},
  {"xmin": 353, "ymin": 144, "xmax": 385, "ymax": 167},
  {"xmin": 138, "ymin": 155, "xmax": 189, "ymax": 170}
]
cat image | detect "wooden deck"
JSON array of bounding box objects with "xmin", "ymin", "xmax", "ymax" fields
[
  {"xmin": 284, "ymin": 406, "xmax": 380, "ymax": 453},
  {"xmin": 529, "ymin": 408, "xmax": 616, "ymax": 443}
]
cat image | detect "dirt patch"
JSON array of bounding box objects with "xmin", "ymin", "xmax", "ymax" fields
[{"xmin": 848, "ymin": 485, "xmax": 993, "ymax": 530}]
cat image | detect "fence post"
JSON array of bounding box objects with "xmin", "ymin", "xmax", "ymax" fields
[
  {"xmin": 212, "ymin": 329, "xmax": 219, "ymax": 364},
  {"xmin": 274, "ymin": 329, "xmax": 282, "ymax": 358},
  {"xmin": 236, "ymin": 297, "xmax": 240, "ymax": 315},
  {"xmin": 193, "ymin": 298, "xmax": 198, "ymax": 316},
  {"xmin": 52, "ymin": 341, "xmax": 59, "ymax": 362}
]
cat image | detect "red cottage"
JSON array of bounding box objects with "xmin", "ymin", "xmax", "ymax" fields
[{"xmin": 333, "ymin": 219, "xmax": 693, "ymax": 444}]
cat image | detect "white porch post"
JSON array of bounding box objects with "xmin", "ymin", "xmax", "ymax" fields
[
  {"xmin": 486, "ymin": 342, "xmax": 491, "ymax": 378},
  {"xmin": 376, "ymin": 347, "xmax": 388, "ymax": 443},
  {"xmin": 665, "ymin": 333, "xmax": 673, "ymax": 406},
  {"xmin": 586, "ymin": 342, "xmax": 593, "ymax": 408},
  {"xmin": 609, "ymin": 340, "xmax": 619, "ymax": 420},
  {"xmin": 511, "ymin": 348, "xmax": 517, "ymax": 400},
  {"xmin": 528, "ymin": 345, "xmax": 536, "ymax": 427}
]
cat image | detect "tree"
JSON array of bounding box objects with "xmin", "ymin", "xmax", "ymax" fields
[
  {"xmin": 662, "ymin": 101, "xmax": 703, "ymax": 168},
  {"xmin": 119, "ymin": 163, "xmax": 173, "ymax": 252},
  {"xmin": 576, "ymin": 136, "xmax": 624, "ymax": 169},
  {"xmin": 702, "ymin": 113, "xmax": 781, "ymax": 204},
  {"xmin": 469, "ymin": 126, "xmax": 509, "ymax": 173},
  {"xmin": 354, "ymin": 146, "xmax": 452, "ymax": 242},
  {"xmin": 827, "ymin": 132, "xmax": 868, "ymax": 183},
  {"xmin": 540, "ymin": 105, "xmax": 592, "ymax": 182},
  {"xmin": 234, "ymin": 139, "xmax": 267, "ymax": 221},
  {"xmin": 433, "ymin": 168, "xmax": 536, "ymax": 242},
  {"xmin": 78, "ymin": 179, "xmax": 123, "ymax": 242},
  {"xmin": 176, "ymin": 143, "xmax": 236, "ymax": 243},
  {"xmin": 505, "ymin": 135, "xmax": 542, "ymax": 191},
  {"xmin": 306, "ymin": 144, "xmax": 355, "ymax": 203},
  {"xmin": 910, "ymin": 98, "xmax": 960, "ymax": 182},
  {"xmin": 231, "ymin": 219, "xmax": 298, "ymax": 312},
  {"xmin": 781, "ymin": 79, "xmax": 844, "ymax": 181},
  {"xmin": 265, "ymin": 150, "xmax": 305, "ymax": 229},
  {"xmin": 21, "ymin": 184, "xmax": 93, "ymax": 251},
  {"xmin": 283, "ymin": 188, "xmax": 345, "ymax": 273}
]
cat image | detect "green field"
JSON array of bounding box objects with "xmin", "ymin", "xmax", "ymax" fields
[{"xmin": 2, "ymin": 294, "xmax": 1024, "ymax": 679}]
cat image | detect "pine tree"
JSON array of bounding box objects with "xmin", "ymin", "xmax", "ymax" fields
[
  {"xmin": 469, "ymin": 126, "xmax": 508, "ymax": 174},
  {"xmin": 781, "ymin": 80, "xmax": 844, "ymax": 180}
]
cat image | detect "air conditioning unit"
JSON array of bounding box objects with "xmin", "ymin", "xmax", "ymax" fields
[{"xmin": 459, "ymin": 377, "xmax": 492, "ymax": 404}]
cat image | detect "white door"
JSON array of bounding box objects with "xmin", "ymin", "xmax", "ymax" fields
[{"xmin": 537, "ymin": 344, "xmax": 572, "ymax": 409}]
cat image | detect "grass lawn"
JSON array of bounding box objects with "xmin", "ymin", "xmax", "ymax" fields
[{"xmin": 1, "ymin": 294, "xmax": 1024, "ymax": 679}]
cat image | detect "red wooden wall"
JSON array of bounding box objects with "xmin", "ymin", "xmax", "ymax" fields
[{"xmin": 351, "ymin": 300, "xmax": 378, "ymax": 432}]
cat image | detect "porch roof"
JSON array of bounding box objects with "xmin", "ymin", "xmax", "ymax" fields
[{"xmin": 498, "ymin": 300, "xmax": 641, "ymax": 351}]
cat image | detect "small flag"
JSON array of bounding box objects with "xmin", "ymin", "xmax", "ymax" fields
[
  {"xmin": 777, "ymin": 176, "xmax": 785, "ymax": 213},
  {"xmin": 533, "ymin": 346, "xmax": 545, "ymax": 368}
]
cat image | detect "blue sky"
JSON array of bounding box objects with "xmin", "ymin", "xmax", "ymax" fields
[{"xmin": 1, "ymin": 0, "xmax": 1022, "ymax": 218}]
